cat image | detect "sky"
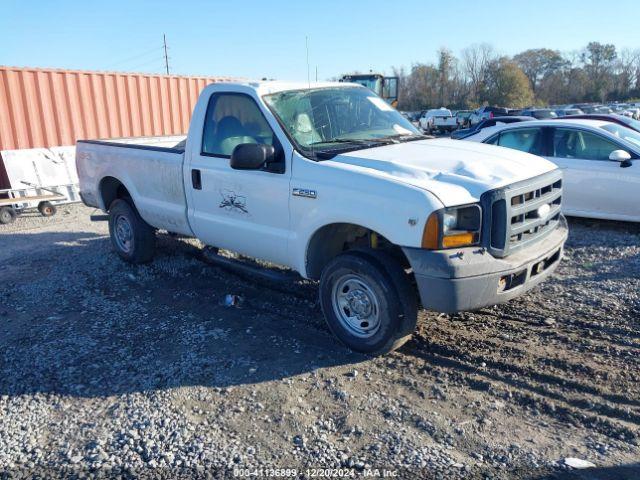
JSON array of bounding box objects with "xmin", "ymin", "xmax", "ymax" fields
[{"xmin": 1, "ymin": 0, "xmax": 639, "ymax": 81}]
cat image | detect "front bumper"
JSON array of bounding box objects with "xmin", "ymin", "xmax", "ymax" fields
[{"xmin": 402, "ymin": 216, "xmax": 568, "ymax": 313}]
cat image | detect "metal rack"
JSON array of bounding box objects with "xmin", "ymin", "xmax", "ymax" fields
[{"xmin": 0, "ymin": 183, "xmax": 80, "ymax": 224}]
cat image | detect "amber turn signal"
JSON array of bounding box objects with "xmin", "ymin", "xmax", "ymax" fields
[
  {"xmin": 442, "ymin": 232, "xmax": 476, "ymax": 248},
  {"xmin": 421, "ymin": 212, "xmax": 439, "ymax": 249}
]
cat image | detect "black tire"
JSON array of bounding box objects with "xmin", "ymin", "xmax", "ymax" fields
[
  {"xmin": 319, "ymin": 250, "xmax": 418, "ymax": 355},
  {"xmin": 38, "ymin": 201, "xmax": 57, "ymax": 217},
  {"xmin": 0, "ymin": 206, "xmax": 17, "ymax": 225},
  {"xmin": 108, "ymin": 199, "xmax": 156, "ymax": 263}
]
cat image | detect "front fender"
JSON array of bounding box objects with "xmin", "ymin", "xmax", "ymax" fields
[{"xmin": 288, "ymin": 156, "xmax": 444, "ymax": 276}]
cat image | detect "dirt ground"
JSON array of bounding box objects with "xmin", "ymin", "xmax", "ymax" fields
[{"xmin": 0, "ymin": 205, "xmax": 639, "ymax": 479}]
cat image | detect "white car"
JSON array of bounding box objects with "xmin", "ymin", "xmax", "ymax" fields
[
  {"xmin": 463, "ymin": 119, "xmax": 640, "ymax": 222},
  {"xmin": 76, "ymin": 81, "xmax": 568, "ymax": 354},
  {"xmin": 419, "ymin": 108, "xmax": 458, "ymax": 134}
]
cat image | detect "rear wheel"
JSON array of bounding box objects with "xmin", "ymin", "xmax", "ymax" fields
[
  {"xmin": 108, "ymin": 199, "xmax": 156, "ymax": 263},
  {"xmin": 319, "ymin": 250, "xmax": 417, "ymax": 354},
  {"xmin": 38, "ymin": 201, "xmax": 57, "ymax": 217},
  {"xmin": 0, "ymin": 206, "xmax": 17, "ymax": 225}
]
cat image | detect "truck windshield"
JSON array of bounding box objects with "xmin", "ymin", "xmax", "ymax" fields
[
  {"xmin": 346, "ymin": 77, "xmax": 382, "ymax": 94},
  {"xmin": 263, "ymin": 87, "xmax": 421, "ymax": 157}
]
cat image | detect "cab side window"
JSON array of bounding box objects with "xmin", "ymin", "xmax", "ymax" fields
[
  {"xmin": 496, "ymin": 128, "xmax": 544, "ymax": 155},
  {"xmin": 552, "ymin": 128, "xmax": 620, "ymax": 161},
  {"xmin": 202, "ymin": 93, "xmax": 276, "ymax": 157}
]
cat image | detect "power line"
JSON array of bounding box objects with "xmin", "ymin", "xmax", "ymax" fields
[
  {"xmin": 125, "ymin": 57, "xmax": 165, "ymax": 73},
  {"xmin": 105, "ymin": 46, "xmax": 163, "ymax": 70}
]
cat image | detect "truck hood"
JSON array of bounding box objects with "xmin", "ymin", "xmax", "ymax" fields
[{"xmin": 329, "ymin": 138, "xmax": 557, "ymax": 206}]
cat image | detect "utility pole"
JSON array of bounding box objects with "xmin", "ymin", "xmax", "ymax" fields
[{"xmin": 163, "ymin": 34, "xmax": 170, "ymax": 75}]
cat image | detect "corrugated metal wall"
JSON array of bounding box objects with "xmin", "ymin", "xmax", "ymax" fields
[{"xmin": 0, "ymin": 66, "xmax": 235, "ymax": 150}]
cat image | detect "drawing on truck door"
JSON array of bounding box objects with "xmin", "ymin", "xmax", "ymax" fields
[{"xmin": 219, "ymin": 189, "xmax": 248, "ymax": 214}]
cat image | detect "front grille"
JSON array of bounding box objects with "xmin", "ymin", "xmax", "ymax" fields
[{"xmin": 481, "ymin": 170, "xmax": 563, "ymax": 258}]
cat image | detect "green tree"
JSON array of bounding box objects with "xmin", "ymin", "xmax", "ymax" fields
[
  {"xmin": 396, "ymin": 63, "xmax": 440, "ymax": 110},
  {"xmin": 581, "ymin": 42, "xmax": 617, "ymax": 101},
  {"xmin": 513, "ymin": 48, "xmax": 567, "ymax": 93},
  {"xmin": 484, "ymin": 58, "xmax": 534, "ymax": 107}
]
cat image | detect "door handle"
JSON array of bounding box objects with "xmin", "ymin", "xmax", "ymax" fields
[{"xmin": 191, "ymin": 169, "xmax": 202, "ymax": 190}]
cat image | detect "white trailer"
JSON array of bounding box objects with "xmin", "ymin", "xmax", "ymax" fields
[{"xmin": 0, "ymin": 146, "xmax": 80, "ymax": 224}]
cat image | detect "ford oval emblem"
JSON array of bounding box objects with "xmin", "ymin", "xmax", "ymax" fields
[{"xmin": 537, "ymin": 204, "xmax": 551, "ymax": 219}]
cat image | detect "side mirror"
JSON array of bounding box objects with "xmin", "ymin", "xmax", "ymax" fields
[
  {"xmin": 609, "ymin": 149, "xmax": 633, "ymax": 168},
  {"xmin": 230, "ymin": 144, "xmax": 275, "ymax": 170},
  {"xmin": 609, "ymin": 150, "xmax": 631, "ymax": 162}
]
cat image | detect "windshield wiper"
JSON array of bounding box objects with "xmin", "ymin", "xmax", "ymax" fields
[
  {"xmin": 308, "ymin": 135, "xmax": 427, "ymax": 160},
  {"xmin": 308, "ymin": 137, "xmax": 395, "ymax": 146},
  {"xmin": 384, "ymin": 133, "xmax": 430, "ymax": 142}
]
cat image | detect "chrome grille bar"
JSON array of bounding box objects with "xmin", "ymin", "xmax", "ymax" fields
[{"xmin": 481, "ymin": 170, "xmax": 563, "ymax": 258}]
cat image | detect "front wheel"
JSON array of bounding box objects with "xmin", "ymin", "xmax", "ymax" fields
[
  {"xmin": 108, "ymin": 199, "xmax": 156, "ymax": 263},
  {"xmin": 319, "ymin": 250, "xmax": 417, "ymax": 354}
]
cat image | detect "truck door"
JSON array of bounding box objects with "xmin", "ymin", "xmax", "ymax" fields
[{"xmin": 185, "ymin": 92, "xmax": 292, "ymax": 266}]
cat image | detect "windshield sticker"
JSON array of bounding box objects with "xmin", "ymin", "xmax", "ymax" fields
[
  {"xmin": 367, "ymin": 96, "xmax": 394, "ymax": 111},
  {"xmin": 219, "ymin": 189, "xmax": 248, "ymax": 214}
]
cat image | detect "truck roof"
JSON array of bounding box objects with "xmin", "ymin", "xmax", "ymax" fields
[{"xmin": 211, "ymin": 80, "xmax": 360, "ymax": 96}]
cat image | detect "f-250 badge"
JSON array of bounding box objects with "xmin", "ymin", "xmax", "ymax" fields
[{"xmin": 219, "ymin": 189, "xmax": 248, "ymax": 214}]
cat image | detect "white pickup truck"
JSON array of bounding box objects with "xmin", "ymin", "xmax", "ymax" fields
[
  {"xmin": 418, "ymin": 108, "xmax": 458, "ymax": 134},
  {"xmin": 77, "ymin": 81, "xmax": 568, "ymax": 354}
]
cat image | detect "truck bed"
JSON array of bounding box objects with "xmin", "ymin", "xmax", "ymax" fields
[
  {"xmin": 79, "ymin": 134, "xmax": 187, "ymax": 152},
  {"xmin": 76, "ymin": 135, "xmax": 192, "ymax": 235}
]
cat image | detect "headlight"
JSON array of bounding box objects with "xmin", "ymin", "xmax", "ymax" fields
[{"xmin": 422, "ymin": 204, "xmax": 482, "ymax": 249}]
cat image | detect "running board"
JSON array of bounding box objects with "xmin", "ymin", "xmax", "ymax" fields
[{"xmin": 200, "ymin": 249, "xmax": 301, "ymax": 284}]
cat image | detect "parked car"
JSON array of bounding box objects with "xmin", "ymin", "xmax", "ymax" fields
[
  {"xmin": 579, "ymin": 105, "xmax": 602, "ymax": 114},
  {"xmin": 451, "ymin": 116, "xmax": 533, "ymax": 140},
  {"xmin": 463, "ymin": 119, "xmax": 639, "ymax": 222},
  {"xmin": 418, "ymin": 108, "xmax": 458, "ymax": 133},
  {"xmin": 560, "ymin": 113, "xmax": 640, "ymax": 133},
  {"xmin": 622, "ymin": 108, "xmax": 640, "ymax": 120},
  {"xmin": 76, "ymin": 80, "xmax": 568, "ymax": 354},
  {"xmin": 468, "ymin": 106, "xmax": 510, "ymax": 126},
  {"xmin": 454, "ymin": 110, "xmax": 473, "ymax": 128},
  {"xmin": 521, "ymin": 109, "xmax": 558, "ymax": 119},
  {"xmin": 608, "ymin": 104, "xmax": 629, "ymax": 113},
  {"xmin": 555, "ymin": 108, "xmax": 584, "ymax": 117},
  {"xmin": 408, "ymin": 111, "xmax": 422, "ymax": 123}
]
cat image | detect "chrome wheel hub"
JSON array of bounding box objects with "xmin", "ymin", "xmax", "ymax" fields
[
  {"xmin": 331, "ymin": 274, "xmax": 381, "ymax": 338},
  {"xmin": 114, "ymin": 215, "xmax": 133, "ymax": 253}
]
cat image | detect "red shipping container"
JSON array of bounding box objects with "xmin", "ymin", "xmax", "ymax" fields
[{"xmin": 0, "ymin": 66, "xmax": 235, "ymax": 150}]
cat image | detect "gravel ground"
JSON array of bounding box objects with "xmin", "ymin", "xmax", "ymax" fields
[{"xmin": 1, "ymin": 205, "xmax": 639, "ymax": 479}]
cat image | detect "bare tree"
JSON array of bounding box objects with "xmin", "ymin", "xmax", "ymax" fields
[
  {"xmin": 461, "ymin": 43, "xmax": 496, "ymax": 105},
  {"xmin": 613, "ymin": 49, "xmax": 640, "ymax": 98}
]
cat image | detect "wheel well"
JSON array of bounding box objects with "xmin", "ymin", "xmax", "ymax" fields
[
  {"xmin": 305, "ymin": 223, "xmax": 410, "ymax": 280},
  {"xmin": 100, "ymin": 177, "xmax": 131, "ymax": 210}
]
